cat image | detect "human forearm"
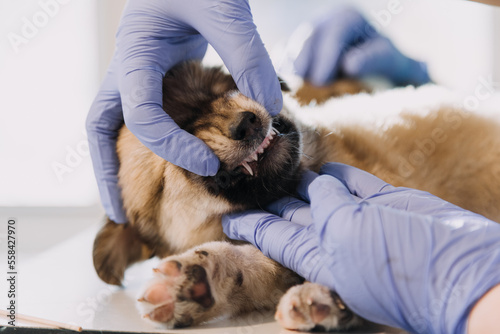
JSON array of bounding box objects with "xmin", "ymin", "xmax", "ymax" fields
[{"xmin": 468, "ymin": 284, "xmax": 500, "ymax": 334}]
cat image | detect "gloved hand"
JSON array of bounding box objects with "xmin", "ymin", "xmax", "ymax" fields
[
  {"xmin": 223, "ymin": 163, "xmax": 500, "ymax": 334},
  {"xmin": 86, "ymin": 0, "xmax": 282, "ymax": 223},
  {"xmin": 292, "ymin": 6, "xmax": 430, "ymax": 86}
]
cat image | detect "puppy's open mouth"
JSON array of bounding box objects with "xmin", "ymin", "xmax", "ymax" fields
[{"xmin": 237, "ymin": 127, "xmax": 280, "ymax": 176}]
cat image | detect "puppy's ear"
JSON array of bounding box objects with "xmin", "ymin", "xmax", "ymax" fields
[{"xmin": 93, "ymin": 218, "xmax": 153, "ymax": 286}]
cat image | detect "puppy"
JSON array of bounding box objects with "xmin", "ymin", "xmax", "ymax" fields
[{"xmin": 93, "ymin": 61, "xmax": 500, "ymax": 330}]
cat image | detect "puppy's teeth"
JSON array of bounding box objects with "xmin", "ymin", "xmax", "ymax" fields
[
  {"xmin": 272, "ymin": 127, "xmax": 280, "ymax": 135},
  {"xmin": 336, "ymin": 300, "xmax": 346, "ymax": 310},
  {"xmin": 251, "ymin": 153, "xmax": 258, "ymax": 161},
  {"xmin": 241, "ymin": 161, "xmax": 254, "ymax": 176},
  {"xmin": 257, "ymin": 148, "xmax": 264, "ymax": 154}
]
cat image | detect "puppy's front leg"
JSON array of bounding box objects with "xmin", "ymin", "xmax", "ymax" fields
[{"xmin": 276, "ymin": 282, "xmax": 363, "ymax": 331}]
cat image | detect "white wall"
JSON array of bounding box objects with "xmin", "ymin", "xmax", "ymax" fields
[
  {"xmin": 1, "ymin": 0, "xmax": 499, "ymax": 208},
  {"xmin": 0, "ymin": 1, "xmax": 100, "ymax": 206}
]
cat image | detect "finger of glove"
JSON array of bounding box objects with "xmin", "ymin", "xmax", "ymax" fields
[
  {"xmin": 295, "ymin": 6, "xmax": 375, "ymax": 86},
  {"xmin": 222, "ymin": 211, "xmax": 325, "ymax": 279},
  {"xmin": 319, "ymin": 162, "xmax": 394, "ymax": 198},
  {"xmin": 308, "ymin": 174, "xmax": 365, "ymax": 249},
  {"xmin": 188, "ymin": 0, "xmax": 282, "ymax": 116},
  {"xmin": 120, "ymin": 68, "xmax": 220, "ymax": 176},
  {"xmin": 296, "ymin": 169, "xmax": 320, "ymax": 203},
  {"xmin": 320, "ymin": 164, "xmax": 466, "ymax": 217},
  {"xmin": 341, "ymin": 36, "xmax": 430, "ymax": 86},
  {"xmin": 293, "ymin": 29, "xmax": 343, "ymax": 86},
  {"xmin": 366, "ymin": 188, "xmax": 479, "ymax": 220},
  {"xmin": 318, "ymin": 163, "xmax": 452, "ymax": 215},
  {"xmin": 115, "ymin": 4, "xmax": 219, "ymax": 176},
  {"xmin": 116, "ymin": 0, "xmax": 209, "ymax": 75},
  {"xmin": 266, "ymin": 196, "xmax": 312, "ymax": 226},
  {"xmin": 86, "ymin": 57, "xmax": 128, "ymax": 223},
  {"xmin": 294, "ymin": 23, "xmax": 346, "ymax": 86}
]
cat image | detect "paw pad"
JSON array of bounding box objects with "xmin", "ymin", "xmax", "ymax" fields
[
  {"xmin": 137, "ymin": 258, "xmax": 215, "ymax": 328},
  {"xmin": 157, "ymin": 260, "xmax": 182, "ymax": 277},
  {"xmin": 276, "ymin": 283, "xmax": 361, "ymax": 331}
]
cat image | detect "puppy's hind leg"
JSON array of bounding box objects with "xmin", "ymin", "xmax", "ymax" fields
[
  {"xmin": 137, "ymin": 241, "xmax": 303, "ymax": 328},
  {"xmin": 93, "ymin": 217, "xmax": 154, "ymax": 286}
]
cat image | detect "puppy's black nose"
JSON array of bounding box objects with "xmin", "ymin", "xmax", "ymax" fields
[{"xmin": 230, "ymin": 111, "xmax": 262, "ymax": 141}]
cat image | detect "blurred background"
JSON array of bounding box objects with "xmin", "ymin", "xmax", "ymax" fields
[{"xmin": 0, "ymin": 0, "xmax": 499, "ymax": 221}]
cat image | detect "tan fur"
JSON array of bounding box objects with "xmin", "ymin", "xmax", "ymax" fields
[
  {"xmin": 294, "ymin": 79, "xmax": 369, "ymax": 106},
  {"xmin": 118, "ymin": 127, "xmax": 233, "ymax": 255},
  {"xmin": 301, "ymin": 108, "xmax": 500, "ymax": 222}
]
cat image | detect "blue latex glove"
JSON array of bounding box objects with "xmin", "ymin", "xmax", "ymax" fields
[
  {"xmin": 223, "ymin": 163, "xmax": 500, "ymax": 334},
  {"xmin": 293, "ymin": 6, "xmax": 430, "ymax": 86},
  {"xmin": 86, "ymin": 0, "xmax": 282, "ymax": 223}
]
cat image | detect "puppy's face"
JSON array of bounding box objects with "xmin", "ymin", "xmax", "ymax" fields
[{"xmin": 163, "ymin": 62, "xmax": 302, "ymax": 208}]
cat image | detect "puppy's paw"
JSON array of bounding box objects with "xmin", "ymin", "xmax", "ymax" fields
[
  {"xmin": 137, "ymin": 241, "xmax": 301, "ymax": 328},
  {"xmin": 138, "ymin": 242, "xmax": 253, "ymax": 328},
  {"xmin": 275, "ymin": 282, "xmax": 362, "ymax": 332},
  {"xmin": 137, "ymin": 254, "xmax": 215, "ymax": 328}
]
